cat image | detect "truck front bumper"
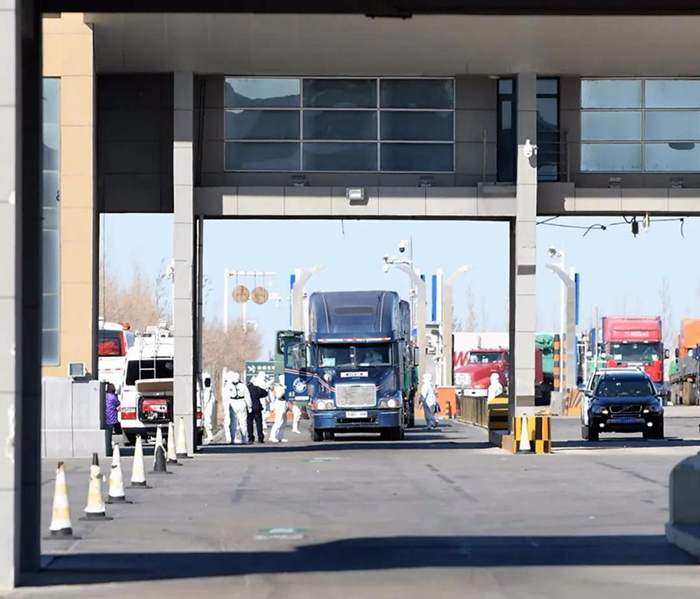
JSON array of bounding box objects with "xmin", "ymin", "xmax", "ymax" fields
[{"xmin": 313, "ymin": 409, "xmax": 402, "ymax": 432}]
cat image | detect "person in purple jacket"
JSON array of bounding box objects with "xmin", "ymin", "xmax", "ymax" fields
[{"xmin": 105, "ymin": 383, "xmax": 120, "ymax": 456}]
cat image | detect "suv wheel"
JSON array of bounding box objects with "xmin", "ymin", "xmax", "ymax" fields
[{"xmin": 586, "ymin": 421, "xmax": 599, "ymax": 442}]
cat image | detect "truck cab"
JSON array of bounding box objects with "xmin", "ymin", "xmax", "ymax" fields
[
  {"xmin": 98, "ymin": 320, "xmax": 135, "ymax": 393},
  {"xmin": 284, "ymin": 291, "xmax": 416, "ymax": 441}
]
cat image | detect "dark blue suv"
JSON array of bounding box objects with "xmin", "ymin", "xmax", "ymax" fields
[{"xmin": 582, "ymin": 370, "xmax": 664, "ymax": 441}]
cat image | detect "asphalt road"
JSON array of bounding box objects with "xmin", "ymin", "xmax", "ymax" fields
[{"xmin": 11, "ymin": 414, "xmax": 700, "ymax": 598}]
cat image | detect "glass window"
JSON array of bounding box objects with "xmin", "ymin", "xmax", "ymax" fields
[
  {"xmin": 224, "ymin": 110, "xmax": 299, "ymax": 140},
  {"xmin": 537, "ymin": 79, "xmax": 558, "ymax": 95},
  {"xmin": 43, "ymin": 207, "xmax": 59, "ymax": 230},
  {"xmin": 42, "ymin": 295, "xmax": 59, "ymax": 330},
  {"xmin": 43, "ymin": 170, "xmax": 59, "ymax": 207},
  {"xmin": 499, "ymin": 79, "xmax": 514, "ymax": 95},
  {"xmin": 303, "ymin": 143, "xmax": 377, "ymax": 171},
  {"xmin": 42, "ymin": 229, "xmax": 59, "ymax": 294},
  {"xmin": 581, "ymin": 79, "xmax": 642, "ymax": 109},
  {"xmin": 581, "ymin": 112, "xmax": 642, "ymax": 141},
  {"xmin": 645, "ymin": 143, "xmax": 700, "ymax": 172},
  {"xmin": 646, "ymin": 80, "xmax": 700, "ymax": 109},
  {"xmin": 380, "ymin": 79, "xmax": 454, "ymax": 109},
  {"xmin": 43, "ymin": 124, "xmax": 60, "ymax": 170},
  {"xmin": 303, "ymin": 79, "xmax": 376, "ymax": 108},
  {"xmin": 42, "ymin": 331, "xmax": 59, "ymax": 366},
  {"xmin": 646, "ymin": 111, "xmax": 700, "ymax": 141},
  {"xmin": 381, "ymin": 143, "xmax": 453, "ymax": 172},
  {"xmin": 303, "ymin": 111, "xmax": 377, "ymax": 141},
  {"xmin": 225, "ymin": 78, "xmax": 300, "ymax": 108},
  {"xmin": 43, "ymin": 78, "xmax": 60, "ymax": 123},
  {"xmin": 380, "ymin": 111, "xmax": 453, "ymax": 141},
  {"xmin": 225, "ymin": 142, "xmax": 300, "ymax": 171},
  {"xmin": 581, "ymin": 143, "xmax": 642, "ymax": 172}
]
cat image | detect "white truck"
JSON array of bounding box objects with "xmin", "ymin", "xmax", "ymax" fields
[
  {"xmin": 98, "ymin": 320, "xmax": 135, "ymax": 393},
  {"xmin": 119, "ymin": 323, "xmax": 204, "ymax": 446}
]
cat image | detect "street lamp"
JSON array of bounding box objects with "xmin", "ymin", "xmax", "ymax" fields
[
  {"xmin": 163, "ymin": 261, "xmax": 175, "ymax": 326},
  {"xmin": 546, "ymin": 248, "xmax": 576, "ymax": 392},
  {"xmin": 443, "ymin": 265, "xmax": 473, "ymax": 386},
  {"xmin": 292, "ymin": 266, "xmax": 324, "ymax": 330}
]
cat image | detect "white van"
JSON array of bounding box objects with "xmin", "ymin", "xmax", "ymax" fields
[
  {"xmin": 119, "ymin": 323, "xmax": 204, "ymax": 446},
  {"xmin": 98, "ymin": 320, "xmax": 134, "ymax": 393}
]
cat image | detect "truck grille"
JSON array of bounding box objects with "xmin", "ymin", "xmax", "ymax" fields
[
  {"xmin": 609, "ymin": 404, "xmax": 642, "ymax": 415},
  {"xmin": 335, "ymin": 383, "xmax": 376, "ymax": 408}
]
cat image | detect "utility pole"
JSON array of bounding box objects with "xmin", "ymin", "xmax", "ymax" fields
[
  {"xmin": 546, "ymin": 262, "xmax": 576, "ymax": 393},
  {"xmin": 443, "ymin": 265, "xmax": 473, "ymax": 386},
  {"xmin": 291, "ymin": 266, "xmax": 324, "ymax": 331}
]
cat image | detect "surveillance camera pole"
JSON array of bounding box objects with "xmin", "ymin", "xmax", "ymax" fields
[
  {"xmin": 292, "ymin": 266, "xmax": 324, "ymax": 330},
  {"xmin": 391, "ymin": 263, "xmax": 426, "ymax": 374}
]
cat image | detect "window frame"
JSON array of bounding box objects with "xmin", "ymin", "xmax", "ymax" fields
[
  {"xmin": 223, "ymin": 76, "xmax": 456, "ymax": 174},
  {"xmin": 581, "ymin": 77, "xmax": 700, "ymax": 173}
]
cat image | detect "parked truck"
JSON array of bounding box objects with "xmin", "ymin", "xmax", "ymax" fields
[
  {"xmin": 283, "ymin": 290, "xmax": 418, "ymax": 441},
  {"xmin": 600, "ymin": 316, "xmax": 667, "ymax": 396},
  {"xmin": 668, "ymin": 319, "xmax": 700, "ymax": 405},
  {"xmin": 98, "ymin": 320, "xmax": 135, "ymax": 393},
  {"xmin": 452, "ymin": 332, "xmax": 552, "ymax": 405}
]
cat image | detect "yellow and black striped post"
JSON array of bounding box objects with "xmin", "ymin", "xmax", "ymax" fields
[
  {"xmin": 513, "ymin": 415, "xmax": 552, "ymax": 454},
  {"xmin": 553, "ymin": 335, "xmax": 561, "ymax": 392}
]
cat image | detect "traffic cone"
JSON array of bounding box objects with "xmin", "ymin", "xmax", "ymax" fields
[
  {"xmin": 519, "ymin": 416, "xmax": 532, "ymax": 453},
  {"xmin": 129, "ymin": 435, "xmax": 151, "ymax": 489},
  {"xmin": 166, "ymin": 421, "xmax": 181, "ymax": 466},
  {"xmin": 152, "ymin": 426, "xmax": 170, "ymax": 475},
  {"xmin": 80, "ymin": 453, "xmax": 112, "ymax": 521},
  {"xmin": 45, "ymin": 462, "xmax": 79, "ymax": 539},
  {"xmin": 106, "ymin": 445, "xmax": 132, "ymax": 504},
  {"xmin": 176, "ymin": 417, "xmax": 191, "ymax": 459}
]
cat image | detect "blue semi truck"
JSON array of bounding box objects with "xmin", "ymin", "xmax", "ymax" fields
[{"xmin": 283, "ymin": 290, "xmax": 418, "ymax": 442}]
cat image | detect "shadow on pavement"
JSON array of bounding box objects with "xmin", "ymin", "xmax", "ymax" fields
[
  {"xmin": 555, "ymin": 437, "xmax": 700, "ymax": 450},
  {"xmin": 31, "ymin": 534, "xmax": 697, "ymax": 587}
]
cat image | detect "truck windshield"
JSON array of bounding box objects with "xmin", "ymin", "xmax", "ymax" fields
[
  {"xmin": 595, "ymin": 377, "xmax": 655, "ymax": 397},
  {"xmin": 125, "ymin": 359, "xmax": 174, "ymax": 386},
  {"xmin": 610, "ymin": 342, "xmax": 661, "ymax": 363},
  {"xmin": 319, "ymin": 344, "xmax": 392, "ymax": 368},
  {"xmin": 468, "ymin": 351, "xmax": 502, "ymax": 364}
]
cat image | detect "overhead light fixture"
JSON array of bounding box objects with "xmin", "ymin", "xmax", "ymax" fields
[
  {"xmin": 670, "ymin": 177, "xmax": 684, "ymax": 189},
  {"xmin": 346, "ymin": 187, "xmax": 366, "ymax": 205},
  {"xmin": 488, "ymin": 75, "xmax": 501, "ymax": 80},
  {"xmin": 608, "ymin": 177, "xmax": 622, "ymax": 189},
  {"xmin": 418, "ymin": 176, "xmax": 433, "ymax": 188},
  {"xmin": 292, "ymin": 175, "xmax": 309, "ymax": 187}
]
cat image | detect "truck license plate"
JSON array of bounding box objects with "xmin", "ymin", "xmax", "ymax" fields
[
  {"xmin": 346, "ymin": 411, "xmax": 368, "ymax": 419},
  {"xmin": 615, "ymin": 417, "xmax": 642, "ymax": 424}
]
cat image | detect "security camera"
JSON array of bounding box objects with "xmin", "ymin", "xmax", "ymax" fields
[
  {"xmin": 383, "ymin": 254, "xmax": 389, "ymax": 263},
  {"xmin": 383, "ymin": 263, "xmax": 389, "ymax": 274},
  {"xmin": 398, "ymin": 239, "xmax": 408, "ymax": 253},
  {"xmin": 523, "ymin": 139, "xmax": 537, "ymax": 159},
  {"xmin": 548, "ymin": 246, "xmax": 558, "ymax": 258}
]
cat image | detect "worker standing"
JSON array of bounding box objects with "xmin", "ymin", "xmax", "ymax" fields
[
  {"xmin": 201, "ymin": 374, "xmax": 216, "ymax": 444},
  {"xmin": 104, "ymin": 383, "xmax": 120, "ymax": 457},
  {"xmin": 269, "ymin": 375, "xmax": 289, "ymax": 443},
  {"xmin": 420, "ymin": 373, "xmax": 439, "ymax": 430},
  {"xmin": 247, "ymin": 372, "xmax": 269, "ymax": 444},
  {"xmin": 227, "ymin": 372, "xmax": 252, "ymax": 445},
  {"xmin": 487, "ymin": 372, "xmax": 504, "ymax": 402},
  {"xmin": 291, "ymin": 401, "xmax": 302, "ymax": 435}
]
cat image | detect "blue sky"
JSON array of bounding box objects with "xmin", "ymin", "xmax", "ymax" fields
[{"xmin": 102, "ymin": 213, "xmax": 695, "ymax": 356}]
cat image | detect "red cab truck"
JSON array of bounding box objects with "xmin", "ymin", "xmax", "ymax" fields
[{"xmin": 601, "ymin": 316, "xmax": 666, "ymax": 394}]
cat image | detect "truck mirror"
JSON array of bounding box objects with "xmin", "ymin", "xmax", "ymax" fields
[{"xmin": 665, "ymin": 349, "xmax": 670, "ymax": 360}]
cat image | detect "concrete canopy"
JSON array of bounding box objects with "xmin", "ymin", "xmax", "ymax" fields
[{"xmin": 85, "ymin": 13, "xmax": 700, "ymax": 76}]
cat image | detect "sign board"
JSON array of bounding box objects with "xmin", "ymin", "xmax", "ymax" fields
[
  {"xmin": 245, "ymin": 360, "xmax": 275, "ymax": 383},
  {"xmin": 233, "ymin": 285, "xmax": 250, "ymax": 304},
  {"xmin": 251, "ymin": 286, "xmax": 269, "ymax": 305}
]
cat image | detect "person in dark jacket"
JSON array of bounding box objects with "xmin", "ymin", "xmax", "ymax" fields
[
  {"xmin": 247, "ymin": 372, "xmax": 269, "ymax": 444},
  {"xmin": 104, "ymin": 383, "xmax": 120, "ymax": 456}
]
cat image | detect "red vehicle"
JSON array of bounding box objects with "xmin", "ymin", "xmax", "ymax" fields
[
  {"xmin": 601, "ymin": 316, "xmax": 666, "ymax": 392},
  {"xmin": 453, "ymin": 344, "xmax": 549, "ymax": 405}
]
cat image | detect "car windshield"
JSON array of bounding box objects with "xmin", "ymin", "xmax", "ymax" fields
[
  {"xmin": 595, "ymin": 376, "xmax": 655, "ymax": 397},
  {"xmin": 468, "ymin": 351, "xmax": 503, "ymax": 364},
  {"xmin": 610, "ymin": 342, "xmax": 661, "ymax": 363},
  {"xmin": 319, "ymin": 344, "xmax": 391, "ymax": 368}
]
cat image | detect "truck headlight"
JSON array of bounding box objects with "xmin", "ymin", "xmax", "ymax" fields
[
  {"xmin": 313, "ymin": 400, "xmax": 334, "ymax": 410},
  {"xmin": 379, "ymin": 398, "xmax": 401, "ymax": 409}
]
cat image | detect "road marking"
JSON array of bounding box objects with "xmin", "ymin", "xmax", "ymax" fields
[
  {"xmin": 595, "ymin": 461, "xmax": 668, "ymax": 488},
  {"xmin": 308, "ymin": 457, "xmax": 343, "ymax": 463},
  {"xmin": 255, "ymin": 527, "xmax": 307, "ymax": 541}
]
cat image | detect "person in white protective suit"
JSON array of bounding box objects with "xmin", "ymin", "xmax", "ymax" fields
[
  {"xmin": 268, "ymin": 375, "xmax": 289, "ymax": 443},
  {"xmin": 487, "ymin": 372, "xmax": 504, "ymax": 402},
  {"xmin": 222, "ymin": 368, "xmax": 233, "ymax": 443},
  {"xmin": 291, "ymin": 398, "xmax": 302, "ymax": 435},
  {"xmin": 201, "ymin": 374, "xmax": 216, "ymax": 443},
  {"xmin": 420, "ymin": 373, "xmax": 439, "ymax": 430},
  {"xmin": 227, "ymin": 371, "xmax": 252, "ymax": 445}
]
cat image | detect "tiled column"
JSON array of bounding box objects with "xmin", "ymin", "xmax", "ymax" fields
[
  {"xmin": 173, "ymin": 72, "xmax": 195, "ymax": 456},
  {"xmin": 508, "ymin": 73, "xmax": 538, "ymax": 424}
]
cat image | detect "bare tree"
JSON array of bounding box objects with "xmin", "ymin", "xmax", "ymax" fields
[
  {"xmin": 99, "ymin": 261, "xmax": 166, "ymax": 332},
  {"xmin": 659, "ymin": 277, "xmax": 676, "ymax": 350},
  {"xmin": 465, "ymin": 287, "xmax": 477, "ymax": 332}
]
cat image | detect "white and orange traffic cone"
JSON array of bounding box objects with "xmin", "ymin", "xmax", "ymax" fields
[
  {"xmin": 176, "ymin": 417, "xmax": 191, "ymax": 459},
  {"xmin": 46, "ymin": 462, "xmax": 79, "ymax": 539},
  {"xmin": 166, "ymin": 421, "xmax": 181, "ymax": 466},
  {"xmin": 106, "ymin": 444, "xmax": 131, "ymax": 504},
  {"xmin": 80, "ymin": 453, "xmax": 112, "ymax": 521},
  {"xmin": 129, "ymin": 435, "xmax": 151, "ymax": 489},
  {"xmin": 519, "ymin": 416, "xmax": 532, "ymax": 453}
]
